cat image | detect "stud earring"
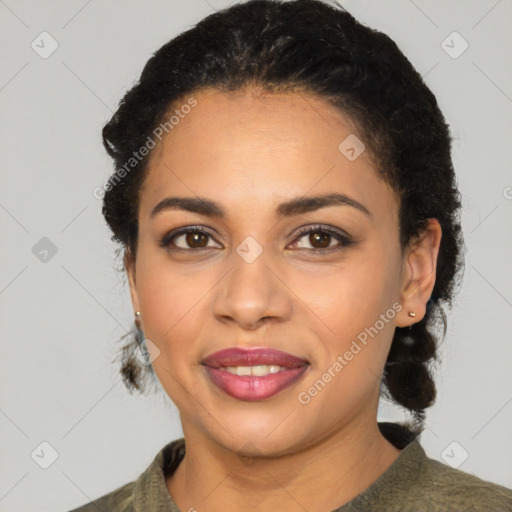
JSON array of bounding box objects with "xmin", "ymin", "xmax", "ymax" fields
[
  {"xmin": 408, "ymin": 311, "xmax": 416, "ymax": 318},
  {"xmin": 134, "ymin": 311, "xmax": 142, "ymax": 331}
]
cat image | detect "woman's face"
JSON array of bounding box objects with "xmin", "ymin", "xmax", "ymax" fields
[{"xmin": 127, "ymin": 88, "xmax": 437, "ymax": 456}]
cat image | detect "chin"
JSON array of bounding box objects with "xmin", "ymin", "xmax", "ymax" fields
[
  {"xmin": 210, "ymin": 413, "xmax": 310, "ymax": 457},
  {"xmin": 228, "ymin": 431, "xmax": 303, "ymax": 459}
]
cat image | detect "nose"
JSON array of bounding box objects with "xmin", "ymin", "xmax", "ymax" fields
[{"xmin": 211, "ymin": 251, "xmax": 293, "ymax": 331}]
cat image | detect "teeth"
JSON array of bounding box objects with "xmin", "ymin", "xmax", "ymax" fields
[
  {"xmin": 236, "ymin": 366, "xmax": 252, "ymax": 376},
  {"xmin": 224, "ymin": 365, "xmax": 284, "ymax": 376}
]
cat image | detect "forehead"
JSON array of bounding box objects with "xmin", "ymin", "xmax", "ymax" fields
[{"xmin": 139, "ymin": 88, "xmax": 396, "ymax": 220}]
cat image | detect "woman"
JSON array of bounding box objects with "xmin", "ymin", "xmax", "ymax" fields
[{"xmin": 70, "ymin": 0, "xmax": 512, "ymax": 510}]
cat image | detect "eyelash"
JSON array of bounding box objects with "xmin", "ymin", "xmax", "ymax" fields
[{"xmin": 159, "ymin": 224, "xmax": 353, "ymax": 253}]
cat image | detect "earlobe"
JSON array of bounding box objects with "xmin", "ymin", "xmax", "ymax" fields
[{"xmin": 396, "ymin": 218, "xmax": 442, "ymax": 328}]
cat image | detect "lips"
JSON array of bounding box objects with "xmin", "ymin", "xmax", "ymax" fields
[
  {"xmin": 202, "ymin": 347, "xmax": 309, "ymax": 369},
  {"xmin": 201, "ymin": 347, "xmax": 310, "ymax": 401}
]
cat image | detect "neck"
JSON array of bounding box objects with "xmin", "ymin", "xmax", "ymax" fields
[{"xmin": 166, "ymin": 418, "xmax": 402, "ymax": 512}]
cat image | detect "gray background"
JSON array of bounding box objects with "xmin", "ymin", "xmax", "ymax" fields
[{"xmin": 1, "ymin": 0, "xmax": 511, "ymax": 510}]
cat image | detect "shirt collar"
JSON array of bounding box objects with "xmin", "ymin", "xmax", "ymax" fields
[
  {"xmin": 133, "ymin": 437, "xmax": 184, "ymax": 512},
  {"xmin": 132, "ymin": 423, "xmax": 424, "ymax": 511}
]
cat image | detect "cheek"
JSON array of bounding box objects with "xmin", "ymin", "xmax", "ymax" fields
[
  {"xmin": 134, "ymin": 251, "xmax": 221, "ymax": 370},
  {"xmin": 293, "ymin": 250, "xmax": 398, "ymax": 334},
  {"xmin": 135, "ymin": 256, "xmax": 188, "ymax": 337},
  {"xmin": 289, "ymin": 250, "xmax": 401, "ymax": 391},
  {"xmin": 136, "ymin": 263, "xmax": 206, "ymax": 403},
  {"xmin": 135, "ymin": 229, "xmax": 401, "ymax": 363}
]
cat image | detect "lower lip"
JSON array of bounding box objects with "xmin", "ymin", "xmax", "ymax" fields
[{"xmin": 203, "ymin": 366, "xmax": 309, "ymax": 401}]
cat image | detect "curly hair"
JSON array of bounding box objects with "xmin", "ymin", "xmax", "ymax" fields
[{"xmin": 101, "ymin": 0, "xmax": 464, "ymax": 435}]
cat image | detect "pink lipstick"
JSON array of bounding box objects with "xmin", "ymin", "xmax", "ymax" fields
[{"xmin": 202, "ymin": 347, "xmax": 310, "ymax": 401}]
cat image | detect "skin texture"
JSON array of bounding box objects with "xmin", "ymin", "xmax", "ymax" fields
[{"xmin": 125, "ymin": 88, "xmax": 442, "ymax": 512}]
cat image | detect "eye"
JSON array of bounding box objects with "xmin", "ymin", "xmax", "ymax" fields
[
  {"xmin": 159, "ymin": 226, "xmax": 221, "ymax": 251},
  {"xmin": 159, "ymin": 224, "xmax": 353, "ymax": 252},
  {"xmin": 288, "ymin": 224, "xmax": 352, "ymax": 251}
]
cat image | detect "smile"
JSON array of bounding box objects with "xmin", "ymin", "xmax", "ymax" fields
[{"xmin": 202, "ymin": 347, "xmax": 310, "ymax": 401}]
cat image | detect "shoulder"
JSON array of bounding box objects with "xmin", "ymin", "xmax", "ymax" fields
[
  {"xmin": 66, "ymin": 437, "xmax": 185, "ymax": 512},
  {"xmin": 67, "ymin": 481, "xmax": 135, "ymax": 512},
  {"xmin": 417, "ymin": 450, "xmax": 512, "ymax": 511},
  {"xmin": 375, "ymin": 423, "xmax": 512, "ymax": 511}
]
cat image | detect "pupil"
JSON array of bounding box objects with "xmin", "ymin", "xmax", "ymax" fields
[
  {"xmin": 311, "ymin": 232, "xmax": 330, "ymax": 248},
  {"xmin": 187, "ymin": 232, "xmax": 207, "ymax": 247}
]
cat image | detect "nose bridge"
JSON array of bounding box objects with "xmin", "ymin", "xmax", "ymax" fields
[{"xmin": 212, "ymin": 237, "xmax": 292, "ymax": 328}]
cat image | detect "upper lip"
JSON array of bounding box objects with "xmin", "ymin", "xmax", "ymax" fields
[{"xmin": 202, "ymin": 347, "xmax": 309, "ymax": 369}]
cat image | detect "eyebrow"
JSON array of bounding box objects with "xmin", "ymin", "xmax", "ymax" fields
[{"xmin": 150, "ymin": 193, "xmax": 371, "ymax": 219}]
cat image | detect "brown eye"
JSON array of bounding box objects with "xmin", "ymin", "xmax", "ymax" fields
[
  {"xmin": 159, "ymin": 226, "xmax": 220, "ymax": 251},
  {"xmin": 289, "ymin": 225, "xmax": 352, "ymax": 252},
  {"xmin": 184, "ymin": 231, "xmax": 209, "ymax": 248},
  {"xmin": 309, "ymin": 231, "xmax": 331, "ymax": 249}
]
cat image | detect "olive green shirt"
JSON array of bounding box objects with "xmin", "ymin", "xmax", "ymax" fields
[{"xmin": 68, "ymin": 423, "xmax": 512, "ymax": 511}]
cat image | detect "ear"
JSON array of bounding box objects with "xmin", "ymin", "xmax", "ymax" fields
[
  {"xmin": 124, "ymin": 249, "xmax": 141, "ymax": 319},
  {"xmin": 396, "ymin": 218, "xmax": 442, "ymax": 328}
]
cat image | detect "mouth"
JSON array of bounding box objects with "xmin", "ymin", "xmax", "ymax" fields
[{"xmin": 201, "ymin": 347, "xmax": 310, "ymax": 401}]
